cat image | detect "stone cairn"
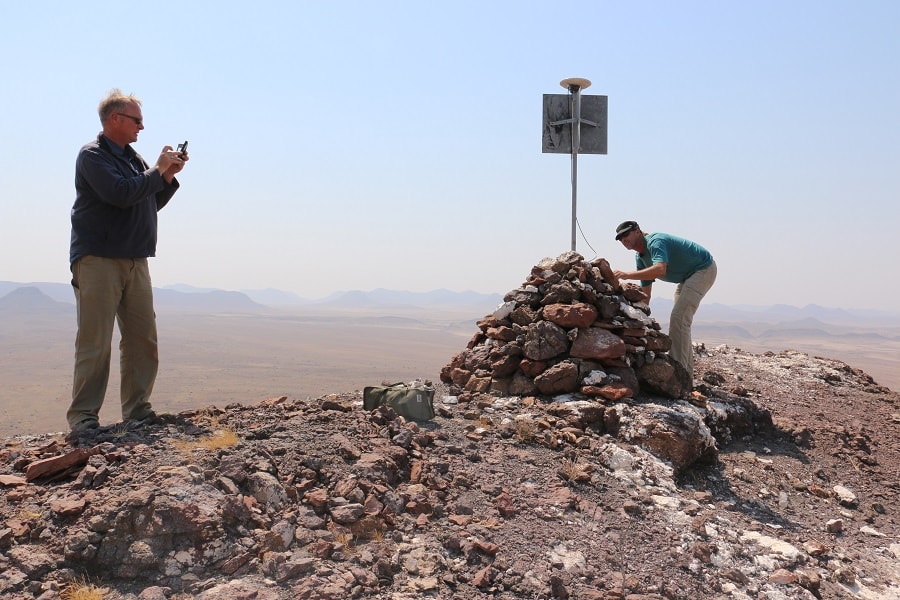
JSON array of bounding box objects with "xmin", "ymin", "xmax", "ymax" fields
[{"xmin": 441, "ymin": 251, "xmax": 691, "ymax": 401}]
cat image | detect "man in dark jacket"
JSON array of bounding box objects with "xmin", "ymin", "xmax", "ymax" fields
[{"xmin": 67, "ymin": 89, "xmax": 188, "ymax": 435}]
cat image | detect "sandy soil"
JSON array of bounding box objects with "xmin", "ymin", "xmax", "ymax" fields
[{"xmin": 0, "ymin": 309, "xmax": 473, "ymax": 438}]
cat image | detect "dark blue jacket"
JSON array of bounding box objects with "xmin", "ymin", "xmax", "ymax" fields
[{"xmin": 69, "ymin": 134, "xmax": 179, "ymax": 263}]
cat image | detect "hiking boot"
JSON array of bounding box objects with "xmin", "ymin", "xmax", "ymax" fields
[
  {"xmin": 128, "ymin": 411, "xmax": 178, "ymax": 428},
  {"xmin": 66, "ymin": 419, "xmax": 99, "ymax": 443}
]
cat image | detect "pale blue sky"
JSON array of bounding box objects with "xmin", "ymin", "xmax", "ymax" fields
[{"xmin": 1, "ymin": 1, "xmax": 898, "ymax": 310}]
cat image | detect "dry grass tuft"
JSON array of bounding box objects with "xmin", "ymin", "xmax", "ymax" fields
[
  {"xmin": 350, "ymin": 517, "xmax": 387, "ymax": 542},
  {"xmin": 333, "ymin": 529, "xmax": 361, "ymax": 556},
  {"xmin": 558, "ymin": 458, "xmax": 594, "ymax": 483},
  {"xmin": 17, "ymin": 509, "xmax": 43, "ymax": 521},
  {"xmin": 110, "ymin": 423, "xmax": 129, "ymax": 441},
  {"xmin": 172, "ymin": 428, "xmax": 239, "ymax": 456},
  {"xmin": 334, "ymin": 530, "xmax": 354, "ymax": 547},
  {"xmin": 514, "ymin": 417, "xmax": 537, "ymax": 443},
  {"xmin": 60, "ymin": 577, "xmax": 104, "ymax": 600}
]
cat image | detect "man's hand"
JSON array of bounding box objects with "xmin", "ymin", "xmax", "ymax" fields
[
  {"xmin": 154, "ymin": 145, "xmax": 188, "ymax": 183},
  {"xmin": 614, "ymin": 262, "xmax": 667, "ymax": 282}
]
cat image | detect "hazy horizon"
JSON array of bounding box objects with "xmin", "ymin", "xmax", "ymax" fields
[
  {"xmin": 5, "ymin": 278, "xmax": 900, "ymax": 318},
  {"xmin": 1, "ymin": 2, "xmax": 898, "ymax": 313}
]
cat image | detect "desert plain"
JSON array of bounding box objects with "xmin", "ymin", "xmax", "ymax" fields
[{"xmin": 0, "ymin": 305, "xmax": 476, "ymax": 437}]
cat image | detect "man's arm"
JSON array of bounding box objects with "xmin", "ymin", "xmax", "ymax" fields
[
  {"xmin": 78, "ymin": 148, "xmax": 168, "ymax": 209},
  {"xmin": 614, "ymin": 262, "xmax": 667, "ymax": 283}
]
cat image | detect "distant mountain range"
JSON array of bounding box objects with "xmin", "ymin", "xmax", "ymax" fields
[
  {"xmin": 2, "ymin": 281, "xmax": 899, "ymax": 329},
  {"xmin": 0, "ymin": 281, "xmax": 503, "ymax": 315},
  {"xmin": 0, "ymin": 286, "xmax": 73, "ymax": 317}
]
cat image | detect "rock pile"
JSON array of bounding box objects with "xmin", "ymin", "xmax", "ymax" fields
[{"xmin": 441, "ymin": 251, "xmax": 690, "ymax": 401}]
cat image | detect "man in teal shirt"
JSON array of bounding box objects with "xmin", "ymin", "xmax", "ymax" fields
[{"xmin": 612, "ymin": 221, "xmax": 717, "ymax": 378}]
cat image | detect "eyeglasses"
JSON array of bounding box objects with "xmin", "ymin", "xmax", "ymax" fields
[{"xmin": 116, "ymin": 113, "xmax": 143, "ymax": 126}]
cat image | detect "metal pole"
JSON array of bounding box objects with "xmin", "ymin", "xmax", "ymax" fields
[
  {"xmin": 569, "ymin": 85, "xmax": 582, "ymax": 251},
  {"xmin": 559, "ymin": 78, "xmax": 591, "ymax": 252}
]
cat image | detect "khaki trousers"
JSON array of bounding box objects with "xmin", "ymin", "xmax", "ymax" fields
[
  {"xmin": 68, "ymin": 256, "xmax": 158, "ymax": 428},
  {"xmin": 669, "ymin": 260, "xmax": 717, "ymax": 377}
]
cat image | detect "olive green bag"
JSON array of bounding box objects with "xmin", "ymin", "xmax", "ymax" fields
[{"xmin": 363, "ymin": 382, "xmax": 435, "ymax": 421}]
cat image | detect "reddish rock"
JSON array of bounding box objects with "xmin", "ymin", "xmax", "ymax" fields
[
  {"xmin": 449, "ymin": 367, "xmax": 472, "ymax": 387},
  {"xmin": 471, "ymin": 565, "xmax": 496, "ymax": 588},
  {"xmin": 472, "ymin": 539, "xmax": 499, "ymax": 556},
  {"xmin": 543, "ymin": 302, "xmax": 598, "ymax": 329},
  {"xmin": 534, "ymin": 361, "xmax": 579, "ymax": 395},
  {"xmin": 621, "ymin": 284, "xmax": 649, "ymax": 302},
  {"xmin": 486, "ymin": 326, "xmax": 517, "ymax": 342},
  {"xmin": 769, "ymin": 569, "xmax": 798, "ymax": 585},
  {"xmin": 592, "ymin": 257, "xmax": 617, "ymax": 286},
  {"xmin": 523, "ymin": 321, "xmax": 570, "ymax": 361},
  {"xmin": 545, "ymin": 486, "xmax": 577, "ymax": 510},
  {"xmin": 570, "ymin": 327, "xmax": 627, "ymax": 361},
  {"xmin": 594, "ymin": 383, "xmax": 634, "ymax": 401},
  {"xmin": 519, "ymin": 359, "xmax": 548, "ymax": 378},
  {"xmin": 49, "ymin": 497, "xmax": 87, "ymax": 517},
  {"xmin": 496, "ymin": 491, "xmax": 516, "ymax": 518},
  {"xmin": 25, "ymin": 448, "xmax": 95, "ymax": 482},
  {"xmin": 464, "ymin": 376, "xmax": 491, "ymax": 393},
  {"xmin": 303, "ymin": 488, "xmax": 329, "ymax": 510},
  {"xmin": 448, "ymin": 514, "xmax": 471, "ymax": 526},
  {"xmin": 645, "ymin": 332, "xmax": 672, "ymax": 352}
]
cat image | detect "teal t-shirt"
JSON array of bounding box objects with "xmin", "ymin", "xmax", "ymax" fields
[{"xmin": 636, "ymin": 232, "xmax": 713, "ymax": 286}]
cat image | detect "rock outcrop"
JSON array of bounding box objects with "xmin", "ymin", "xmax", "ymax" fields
[{"xmin": 2, "ymin": 345, "xmax": 899, "ymax": 599}]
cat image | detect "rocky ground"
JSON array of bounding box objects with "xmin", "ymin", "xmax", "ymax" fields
[{"xmin": 1, "ymin": 345, "xmax": 898, "ymax": 600}]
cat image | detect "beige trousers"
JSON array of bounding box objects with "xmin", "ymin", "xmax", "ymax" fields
[
  {"xmin": 68, "ymin": 256, "xmax": 158, "ymax": 428},
  {"xmin": 669, "ymin": 260, "xmax": 717, "ymax": 377}
]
